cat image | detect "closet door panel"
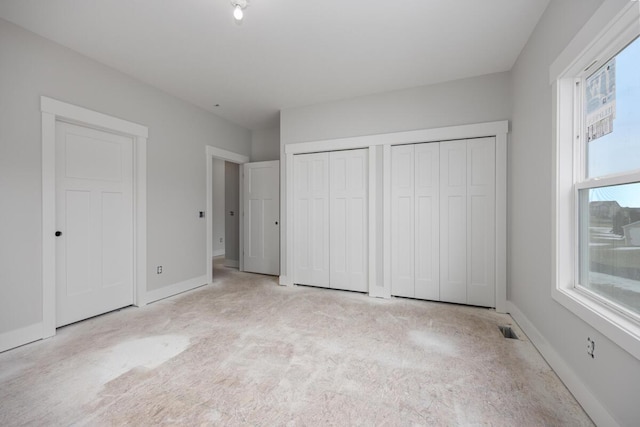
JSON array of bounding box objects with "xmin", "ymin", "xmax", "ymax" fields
[
  {"xmin": 440, "ymin": 140, "xmax": 467, "ymax": 304},
  {"xmin": 330, "ymin": 149, "xmax": 368, "ymax": 292},
  {"xmin": 467, "ymin": 138, "xmax": 496, "ymax": 307},
  {"xmin": 414, "ymin": 143, "xmax": 440, "ymax": 300},
  {"xmin": 293, "ymin": 153, "xmax": 330, "ymax": 287},
  {"xmin": 391, "ymin": 145, "xmax": 415, "ymax": 297}
]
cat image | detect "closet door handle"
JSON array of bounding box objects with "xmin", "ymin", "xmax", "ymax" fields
[{"xmin": 55, "ymin": 231, "xmax": 62, "ymax": 237}]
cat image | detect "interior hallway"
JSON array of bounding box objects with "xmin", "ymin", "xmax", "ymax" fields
[{"xmin": 0, "ymin": 259, "xmax": 592, "ymax": 425}]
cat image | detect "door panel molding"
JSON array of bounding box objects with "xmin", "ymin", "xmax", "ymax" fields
[{"xmin": 41, "ymin": 96, "xmax": 148, "ymax": 339}]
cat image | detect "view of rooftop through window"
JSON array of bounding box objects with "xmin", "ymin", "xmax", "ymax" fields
[{"xmin": 581, "ymin": 35, "xmax": 640, "ymax": 315}]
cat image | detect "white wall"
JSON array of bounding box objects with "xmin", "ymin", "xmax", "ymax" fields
[
  {"xmin": 509, "ymin": 0, "xmax": 640, "ymax": 425},
  {"xmin": 251, "ymin": 127, "xmax": 280, "ymax": 162},
  {"xmin": 279, "ymin": 71, "xmax": 511, "ymax": 281},
  {"xmin": 224, "ymin": 162, "xmax": 240, "ymax": 266},
  {"xmin": 212, "ymin": 158, "xmax": 226, "ymax": 256},
  {"xmin": 0, "ymin": 19, "xmax": 251, "ymax": 337}
]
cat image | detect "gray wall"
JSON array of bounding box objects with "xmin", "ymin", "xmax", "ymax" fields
[
  {"xmin": 212, "ymin": 158, "xmax": 226, "ymax": 256},
  {"xmin": 224, "ymin": 162, "xmax": 240, "ymax": 266},
  {"xmin": 251, "ymin": 127, "xmax": 280, "ymax": 162},
  {"xmin": 510, "ymin": 0, "xmax": 640, "ymax": 425},
  {"xmin": 281, "ymin": 71, "xmax": 511, "ymax": 145},
  {"xmin": 0, "ymin": 18, "xmax": 251, "ymax": 334}
]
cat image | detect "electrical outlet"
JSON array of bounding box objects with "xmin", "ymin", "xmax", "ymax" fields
[
  {"xmin": 219, "ymin": 237, "xmax": 223, "ymax": 243},
  {"xmin": 587, "ymin": 337, "xmax": 595, "ymax": 358},
  {"xmin": 157, "ymin": 266, "xmax": 163, "ymax": 274}
]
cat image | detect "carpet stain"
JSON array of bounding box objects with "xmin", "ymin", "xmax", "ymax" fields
[{"xmin": 96, "ymin": 335, "xmax": 190, "ymax": 382}]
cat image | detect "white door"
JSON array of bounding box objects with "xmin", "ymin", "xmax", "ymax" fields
[
  {"xmin": 391, "ymin": 143, "xmax": 439, "ymax": 300},
  {"xmin": 243, "ymin": 160, "xmax": 280, "ymax": 275},
  {"xmin": 440, "ymin": 138, "xmax": 496, "ymax": 307},
  {"xmin": 391, "ymin": 144, "xmax": 415, "ymax": 297},
  {"xmin": 467, "ymin": 137, "xmax": 495, "ymax": 307},
  {"xmin": 330, "ymin": 149, "xmax": 368, "ymax": 292},
  {"xmin": 55, "ymin": 122, "xmax": 134, "ymax": 327},
  {"xmin": 414, "ymin": 143, "xmax": 440, "ymax": 300},
  {"xmin": 440, "ymin": 140, "xmax": 468, "ymax": 304},
  {"xmin": 293, "ymin": 153, "xmax": 330, "ymax": 287}
]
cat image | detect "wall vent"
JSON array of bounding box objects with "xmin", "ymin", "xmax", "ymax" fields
[{"xmin": 499, "ymin": 325, "xmax": 519, "ymax": 339}]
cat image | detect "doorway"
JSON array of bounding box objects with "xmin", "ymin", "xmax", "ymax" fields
[
  {"xmin": 211, "ymin": 159, "xmax": 241, "ymax": 269},
  {"xmin": 205, "ymin": 146, "xmax": 249, "ymax": 284}
]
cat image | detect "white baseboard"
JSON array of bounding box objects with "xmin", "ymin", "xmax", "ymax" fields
[
  {"xmin": 0, "ymin": 322, "xmax": 44, "ymax": 353},
  {"xmin": 224, "ymin": 259, "xmax": 239, "ymax": 268},
  {"xmin": 145, "ymin": 275, "xmax": 208, "ymax": 304},
  {"xmin": 506, "ymin": 301, "xmax": 618, "ymax": 427},
  {"xmin": 279, "ymin": 275, "xmax": 292, "ymax": 286},
  {"xmin": 212, "ymin": 249, "xmax": 225, "ymax": 257}
]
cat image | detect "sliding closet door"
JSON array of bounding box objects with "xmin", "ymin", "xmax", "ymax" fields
[
  {"xmin": 467, "ymin": 137, "xmax": 495, "ymax": 307},
  {"xmin": 330, "ymin": 149, "xmax": 368, "ymax": 292},
  {"xmin": 414, "ymin": 143, "xmax": 440, "ymax": 300},
  {"xmin": 391, "ymin": 145, "xmax": 415, "ymax": 298},
  {"xmin": 440, "ymin": 140, "xmax": 468, "ymax": 304},
  {"xmin": 293, "ymin": 153, "xmax": 330, "ymax": 287}
]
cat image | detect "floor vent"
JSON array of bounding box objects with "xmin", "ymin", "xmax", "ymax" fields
[{"xmin": 499, "ymin": 325, "xmax": 519, "ymax": 339}]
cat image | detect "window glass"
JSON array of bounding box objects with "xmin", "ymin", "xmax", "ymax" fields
[
  {"xmin": 580, "ymin": 182, "xmax": 640, "ymax": 315},
  {"xmin": 580, "ymin": 35, "xmax": 640, "ymax": 318},
  {"xmin": 586, "ymin": 36, "xmax": 640, "ymax": 178}
]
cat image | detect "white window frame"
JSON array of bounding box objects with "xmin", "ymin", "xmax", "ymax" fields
[{"xmin": 551, "ymin": 0, "xmax": 640, "ymax": 360}]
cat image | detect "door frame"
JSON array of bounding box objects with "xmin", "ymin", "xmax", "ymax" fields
[
  {"xmin": 205, "ymin": 146, "xmax": 249, "ymax": 284},
  {"xmin": 41, "ymin": 96, "xmax": 148, "ymax": 339}
]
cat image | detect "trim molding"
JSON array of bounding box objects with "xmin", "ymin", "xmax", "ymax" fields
[
  {"xmin": 0, "ymin": 323, "xmax": 44, "ymax": 354},
  {"xmin": 212, "ymin": 249, "xmax": 226, "ymax": 257},
  {"xmin": 145, "ymin": 275, "xmax": 208, "ymax": 304},
  {"xmin": 224, "ymin": 259, "xmax": 239, "ymax": 268},
  {"xmin": 506, "ymin": 301, "xmax": 619, "ymax": 427},
  {"xmin": 285, "ymin": 121, "xmax": 508, "ymax": 155}
]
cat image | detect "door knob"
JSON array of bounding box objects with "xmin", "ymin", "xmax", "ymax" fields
[
  {"xmin": 55, "ymin": 231, "xmax": 62, "ymax": 237},
  {"xmin": 275, "ymin": 221, "xmax": 279, "ymax": 225}
]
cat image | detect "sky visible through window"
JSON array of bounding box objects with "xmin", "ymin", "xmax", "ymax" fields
[{"xmin": 588, "ymin": 36, "xmax": 640, "ymax": 208}]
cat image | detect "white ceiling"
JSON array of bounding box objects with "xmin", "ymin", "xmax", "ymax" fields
[{"xmin": 0, "ymin": 0, "xmax": 549, "ymax": 130}]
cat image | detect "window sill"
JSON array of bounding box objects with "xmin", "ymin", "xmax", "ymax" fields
[{"xmin": 552, "ymin": 285, "xmax": 640, "ymax": 360}]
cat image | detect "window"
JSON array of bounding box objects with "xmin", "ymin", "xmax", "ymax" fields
[
  {"xmin": 552, "ymin": 1, "xmax": 640, "ymax": 359},
  {"xmin": 577, "ymin": 36, "xmax": 640, "ymax": 320}
]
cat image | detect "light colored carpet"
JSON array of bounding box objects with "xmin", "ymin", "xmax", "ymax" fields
[{"xmin": 0, "ymin": 259, "xmax": 593, "ymax": 426}]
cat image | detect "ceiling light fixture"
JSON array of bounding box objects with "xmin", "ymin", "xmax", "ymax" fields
[{"xmin": 231, "ymin": 0, "xmax": 247, "ymax": 21}]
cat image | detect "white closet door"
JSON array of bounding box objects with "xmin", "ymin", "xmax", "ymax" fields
[
  {"xmin": 293, "ymin": 153, "xmax": 330, "ymax": 287},
  {"xmin": 467, "ymin": 137, "xmax": 496, "ymax": 307},
  {"xmin": 391, "ymin": 145, "xmax": 415, "ymax": 297},
  {"xmin": 414, "ymin": 143, "xmax": 440, "ymax": 300},
  {"xmin": 330, "ymin": 149, "xmax": 368, "ymax": 292},
  {"xmin": 440, "ymin": 140, "xmax": 468, "ymax": 304}
]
